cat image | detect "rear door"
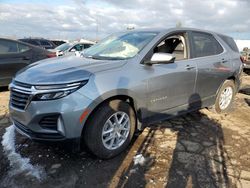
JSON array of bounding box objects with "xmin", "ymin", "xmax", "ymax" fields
[
  {"xmin": 190, "ymin": 31, "xmax": 232, "ymax": 104},
  {"xmin": 0, "ymin": 39, "xmax": 32, "ymax": 86}
]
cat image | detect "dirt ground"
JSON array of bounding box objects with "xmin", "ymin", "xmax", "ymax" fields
[{"xmin": 0, "ymin": 72, "xmax": 250, "ymax": 188}]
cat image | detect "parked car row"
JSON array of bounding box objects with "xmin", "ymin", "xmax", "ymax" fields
[
  {"xmin": 19, "ymin": 38, "xmax": 68, "ymax": 49},
  {"xmin": 49, "ymin": 40, "xmax": 95, "ymax": 57},
  {"xmin": 0, "ymin": 37, "xmax": 95, "ymax": 87},
  {"xmin": 19, "ymin": 38, "xmax": 58, "ymax": 49}
]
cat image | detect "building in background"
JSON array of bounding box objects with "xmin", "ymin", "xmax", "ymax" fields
[
  {"xmin": 234, "ymin": 39, "xmax": 250, "ymax": 51},
  {"xmin": 229, "ymin": 32, "xmax": 250, "ymax": 51}
]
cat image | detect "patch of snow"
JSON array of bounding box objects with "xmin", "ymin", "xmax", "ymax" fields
[
  {"xmin": 129, "ymin": 168, "xmax": 137, "ymax": 174},
  {"xmin": 133, "ymin": 154, "xmax": 146, "ymax": 166},
  {"xmin": 1, "ymin": 125, "xmax": 46, "ymax": 181}
]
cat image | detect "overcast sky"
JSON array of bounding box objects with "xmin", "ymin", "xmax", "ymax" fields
[{"xmin": 0, "ymin": 0, "xmax": 250, "ymax": 40}]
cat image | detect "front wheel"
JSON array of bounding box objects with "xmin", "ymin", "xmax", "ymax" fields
[
  {"xmin": 213, "ymin": 80, "xmax": 236, "ymax": 113},
  {"xmin": 83, "ymin": 100, "xmax": 136, "ymax": 159}
]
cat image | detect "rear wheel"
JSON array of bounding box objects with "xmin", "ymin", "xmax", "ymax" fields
[
  {"xmin": 83, "ymin": 100, "xmax": 136, "ymax": 159},
  {"xmin": 213, "ymin": 80, "xmax": 236, "ymax": 113}
]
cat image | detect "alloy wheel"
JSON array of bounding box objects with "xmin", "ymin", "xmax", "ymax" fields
[{"xmin": 102, "ymin": 111, "xmax": 130, "ymax": 150}]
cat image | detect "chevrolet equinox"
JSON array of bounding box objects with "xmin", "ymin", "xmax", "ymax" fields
[{"xmin": 9, "ymin": 28, "xmax": 242, "ymax": 158}]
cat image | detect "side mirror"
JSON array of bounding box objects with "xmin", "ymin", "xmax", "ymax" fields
[
  {"xmin": 70, "ymin": 48, "xmax": 76, "ymax": 52},
  {"xmin": 144, "ymin": 53, "xmax": 175, "ymax": 66}
]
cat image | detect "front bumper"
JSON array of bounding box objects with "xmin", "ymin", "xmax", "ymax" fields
[
  {"xmin": 14, "ymin": 120, "xmax": 65, "ymax": 141},
  {"xmin": 10, "ymin": 90, "xmax": 94, "ymax": 141}
]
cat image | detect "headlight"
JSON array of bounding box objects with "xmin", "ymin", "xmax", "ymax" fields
[{"xmin": 33, "ymin": 81, "xmax": 88, "ymax": 101}]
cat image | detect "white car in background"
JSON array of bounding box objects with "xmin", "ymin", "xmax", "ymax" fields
[{"xmin": 51, "ymin": 40, "xmax": 95, "ymax": 57}]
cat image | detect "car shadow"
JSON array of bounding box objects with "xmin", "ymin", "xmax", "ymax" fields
[
  {"xmin": 239, "ymin": 85, "xmax": 250, "ymax": 106},
  {"xmin": 244, "ymin": 98, "xmax": 250, "ymax": 106},
  {"xmin": 243, "ymin": 69, "xmax": 250, "ymax": 75},
  {"xmin": 165, "ymin": 111, "xmax": 230, "ymax": 188},
  {"xmin": 108, "ymin": 94, "xmax": 233, "ymax": 187},
  {"xmin": 239, "ymin": 87, "xmax": 250, "ymax": 95}
]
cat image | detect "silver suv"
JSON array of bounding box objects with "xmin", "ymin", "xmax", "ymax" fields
[{"xmin": 9, "ymin": 28, "xmax": 242, "ymax": 158}]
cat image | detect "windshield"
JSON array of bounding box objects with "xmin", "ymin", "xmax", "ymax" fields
[
  {"xmin": 55, "ymin": 43, "xmax": 72, "ymax": 51},
  {"xmin": 83, "ymin": 31, "xmax": 158, "ymax": 60}
]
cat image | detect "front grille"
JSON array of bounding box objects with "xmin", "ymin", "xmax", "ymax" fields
[
  {"xmin": 10, "ymin": 90, "xmax": 31, "ymax": 110},
  {"xmin": 13, "ymin": 81, "xmax": 32, "ymax": 89},
  {"xmin": 39, "ymin": 115, "xmax": 59, "ymax": 130}
]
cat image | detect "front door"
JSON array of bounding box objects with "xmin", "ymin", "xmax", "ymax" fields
[{"xmin": 145, "ymin": 32, "xmax": 198, "ymax": 120}]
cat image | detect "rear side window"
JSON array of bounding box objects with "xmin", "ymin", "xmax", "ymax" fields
[
  {"xmin": 40, "ymin": 40, "xmax": 51, "ymax": 46},
  {"xmin": 73, "ymin": 44, "xmax": 84, "ymax": 51},
  {"xmin": 0, "ymin": 39, "xmax": 18, "ymax": 54},
  {"xmin": 84, "ymin": 44, "xmax": 92, "ymax": 49},
  {"xmin": 192, "ymin": 32, "xmax": 223, "ymax": 58},
  {"xmin": 23, "ymin": 40, "xmax": 39, "ymax": 46},
  {"xmin": 18, "ymin": 43, "xmax": 30, "ymax": 52},
  {"xmin": 219, "ymin": 34, "xmax": 239, "ymax": 52}
]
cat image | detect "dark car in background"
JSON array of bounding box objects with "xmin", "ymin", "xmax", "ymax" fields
[
  {"xmin": 0, "ymin": 38, "xmax": 56, "ymax": 86},
  {"xmin": 19, "ymin": 38, "xmax": 56, "ymax": 49},
  {"xmin": 50, "ymin": 40, "xmax": 66, "ymax": 47}
]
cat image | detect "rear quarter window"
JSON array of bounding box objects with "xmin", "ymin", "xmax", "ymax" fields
[
  {"xmin": 84, "ymin": 44, "xmax": 92, "ymax": 49},
  {"xmin": 21, "ymin": 39, "xmax": 39, "ymax": 46},
  {"xmin": 40, "ymin": 40, "xmax": 52, "ymax": 46},
  {"xmin": 18, "ymin": 43, "xmax": 30, "ymax": 52},
  {"xmin": 218, "ymin": 34, "xmax": 239, "ymax": 52},
  {"xmin": 191, "ymin": 32, "xmax": 223, "ymax": 58},
  {"xmin": 0, "ymin": 39, "xmax": 18, "ymax": 54}
]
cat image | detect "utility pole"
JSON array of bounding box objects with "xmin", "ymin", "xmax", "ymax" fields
[
  {"xmin": 176, "ymin": 21, "xmax": 182, "ymax": 28},
  {"xmin": 96, "ymin": 16, "xmax": 99, "ymax": 41}
]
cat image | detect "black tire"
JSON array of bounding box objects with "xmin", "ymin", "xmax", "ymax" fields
[
  {"xmin": 83, "ymin": 100, "xmax": 136, "ymax": 159},
  {"xmin": 213, "ymin": 80, "xmax": 236, "ymax": 113}
]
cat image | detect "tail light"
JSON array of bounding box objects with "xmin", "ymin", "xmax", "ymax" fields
[{"xmin": 47, "ymin": 52, "xmax": 57, "ymax": 58}]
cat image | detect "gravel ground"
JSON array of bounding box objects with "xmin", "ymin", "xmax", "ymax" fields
[{"xmin": 0, "ymin": 72, "xmax": 250, "ymax": 188}]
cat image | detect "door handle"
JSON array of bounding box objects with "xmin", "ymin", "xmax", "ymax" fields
[{"xmin": 186, "ymin": 65, "xmax": 195, "ymax": 70}]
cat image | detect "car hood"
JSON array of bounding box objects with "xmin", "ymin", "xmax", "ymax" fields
[{"xmin": 15, "ymin": 56, "xmax": 127, "ymax": 85}]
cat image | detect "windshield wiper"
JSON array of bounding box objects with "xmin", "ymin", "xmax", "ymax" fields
[
  {"xmin": 90, "ymin": 55, "xmax": 103, "ymax": 60},
  {"xmin": 83, "ymin": 54, "xmax": 125, "ymax": 60},
  {"xmin": 82, "ymin": 54, "xmax": 102, "ymax": 60}
]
